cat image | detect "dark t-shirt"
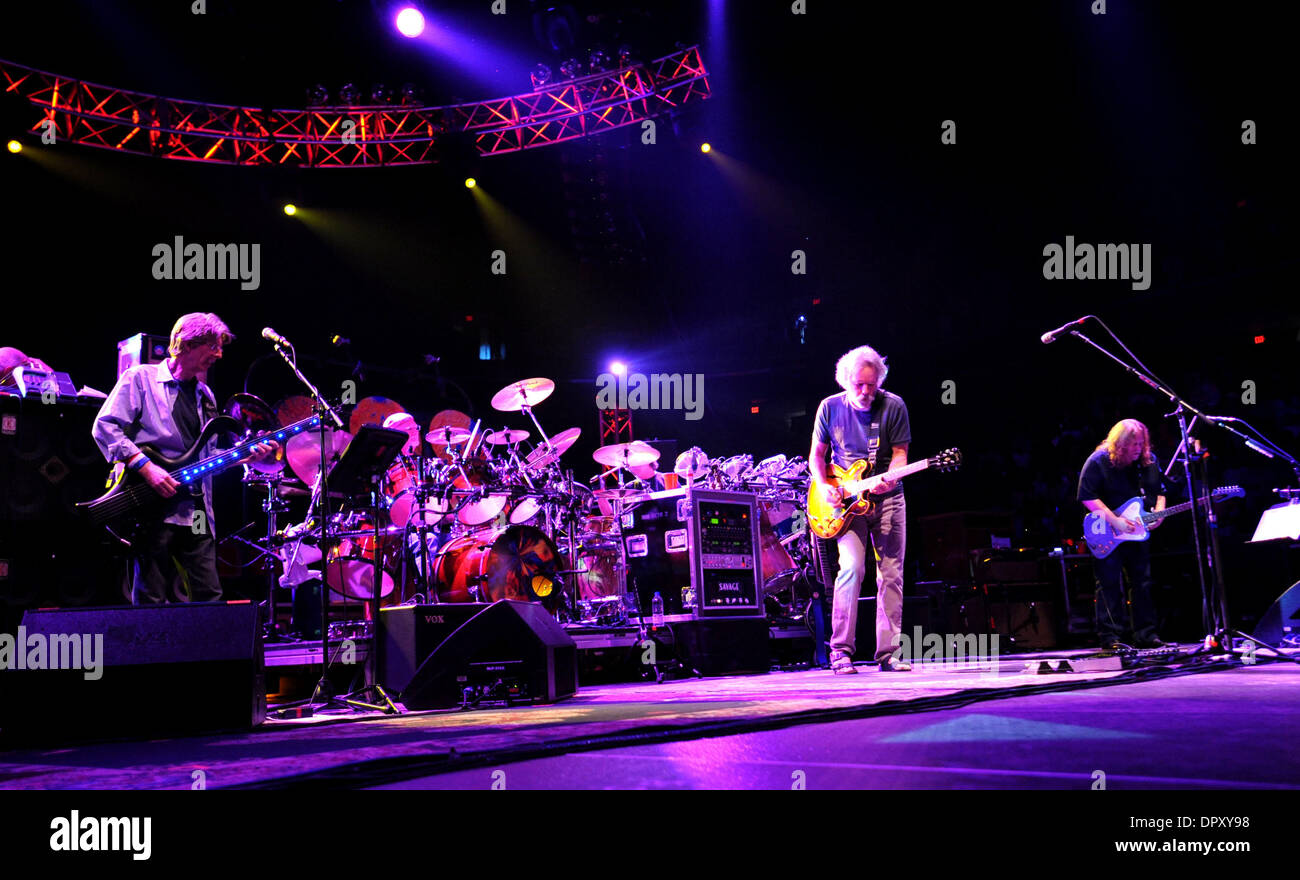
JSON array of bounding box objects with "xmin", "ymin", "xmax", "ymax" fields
[
  {"xmin": 814, "ymin": 390, "xmax": 911, "ymax": 497},
  {"xmin": 173, "ymin": 377, "xmax": 202, "ymax": 449},
  {"xmin": 1077, "ymin": 448, "xmax": 1168, "ymax": 510}
]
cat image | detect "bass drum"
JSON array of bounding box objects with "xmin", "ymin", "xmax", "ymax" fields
[{"xmin": 434, "ymin": 525, "xmax": 562, "ymax": 611}]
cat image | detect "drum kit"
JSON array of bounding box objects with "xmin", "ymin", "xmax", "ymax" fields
[{"xmin": 233, "ymin": 377, "xmax": 821, "ymax": 636}]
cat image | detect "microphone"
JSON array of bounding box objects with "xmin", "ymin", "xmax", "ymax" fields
[
  {"xmin": 262, "ymin": 327, "xmax": 291, "ymax": 348},
  {"xmin": 1245, "ymin": 439, "xmax": 1276, "ymax": 459},
  {"xmin": 1040, "ymin": 316, "xmax": 1091, "ymax": 344}
]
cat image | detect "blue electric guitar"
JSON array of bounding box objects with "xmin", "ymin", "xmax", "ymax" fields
[{"xmin": 1083, "ymin": 486, "xmax": 1244, "ymax": 558}]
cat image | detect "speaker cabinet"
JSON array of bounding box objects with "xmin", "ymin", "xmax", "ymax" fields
[
  {"xmin": 401, "ymin": 600, "xmax": 577, "ymax": 710},
  {"xmin": 377, "ymin": 602, "xmax": 491, "ymax": 696},
  {"xmin": 0, "ymin": 603, "xmax": 265, "ymax": 744},
  {"xmin": 1254, "ymin": 581, "xmax": 1300, "ymax": 646}
]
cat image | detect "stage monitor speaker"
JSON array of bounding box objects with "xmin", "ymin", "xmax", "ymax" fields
[
  {"xmin": 0, "ymin": 603, "xmax": 265, "ymax": 744},
  {"xmin": 401, "ymin": 600, "xmax": 577, "ymax": 710},
  {"xmin": 670, "ymin": 618, "xmax": 770, "ymax": 675},
  {"xmin": 1254, "ymin": 580, "xmax": 1300, "ymax": 646},
  {"xmin": 377, "ymin": 602, "xmax": 491, "ymax": 696}
]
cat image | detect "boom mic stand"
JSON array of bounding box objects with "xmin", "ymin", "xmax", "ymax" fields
[
  {"xmin": 264, "ymin": 337, "xmax": 352, "ymax": 719},
  {"xmin": 1058, "ymin": 318, "xmax": 1256, "ymax": 655}
]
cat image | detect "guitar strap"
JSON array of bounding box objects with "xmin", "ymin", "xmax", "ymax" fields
[{"xmin": 865, "ymin": 401, "xmax": 882, "ymax": 471}]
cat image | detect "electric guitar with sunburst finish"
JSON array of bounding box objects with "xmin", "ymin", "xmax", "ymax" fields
[{"xmin": 807, "ymin": 448, "xmax": 962, "ymax": 540}]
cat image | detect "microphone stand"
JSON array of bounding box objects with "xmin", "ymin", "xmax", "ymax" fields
[
  {"xmin": 1063, "ymin": 324, "xmax": 1237, "ymax": 653},
  {"xmin": 264, "ymin": 339, "xmax": 351, "ymax": 719}
]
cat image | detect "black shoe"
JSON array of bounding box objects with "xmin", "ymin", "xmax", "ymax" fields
[{"xmin": 878, "ymin": 657, "xmax": 913, "ymax": 672}]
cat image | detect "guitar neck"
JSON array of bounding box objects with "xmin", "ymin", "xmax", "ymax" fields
[
  {"xmin": 171, "ymin": 414, "xmax": 321, "ymax": 485},
  {"xmin": 1144, "ymin": 490, "xmax": 1239, "ymax": 522},
  {"xmin": 842, "ymin": 459, "xmax": 929, "ymax": 494}
]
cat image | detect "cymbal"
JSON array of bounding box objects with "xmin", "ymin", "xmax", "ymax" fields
[
  {"xmin": 285, "ymin": 428, "xmax": 353, "ymax": 485},
  {"xmin": 425, "ymin": 426, "xmax": 472, "ymax": 446},
  {"xmin": 593, "ymin": 440, "xmax": 660, "ymax": 469},
  {"xmin": 526, "ymin": 426, "xmax": 581, "ymax": 469},
  {"xmin": 224, "ymin": 393, "xmax": 284, "ymax": 475},
  {"xmin": 491, "ymin": 378, "xmax": 555, "ymax": 412},
  {"xmin": 592, "ymin": 486, "xmax": 650, "ymax": 502},
  {"xmin": 349, "ymin": 396, "xmax": 405, "ymax": 435},
  {"xmin": 486, "ymin": 428, "xmax": 529, "ymax": 445}
]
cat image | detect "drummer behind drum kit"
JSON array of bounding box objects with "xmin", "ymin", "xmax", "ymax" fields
[{"xmin": 237, "ymin": 375, "xmax": 825, "ymax": 637}]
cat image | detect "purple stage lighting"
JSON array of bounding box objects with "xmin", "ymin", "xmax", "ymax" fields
[
  {"xmin": 396, "ymin": 7, "xmax": 426, "ymax": 38},
  {"xmin": 610, "ymin": 361, "xmax": 627, "ymax": 376}
]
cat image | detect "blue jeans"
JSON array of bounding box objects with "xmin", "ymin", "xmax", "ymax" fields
[{"xmin": 830, "ymin": 493, "xmax": 906, "ymax": 661}]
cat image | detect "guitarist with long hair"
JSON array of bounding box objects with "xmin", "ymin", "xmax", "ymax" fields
[
  {"xmin": 92, "ymin": 313, "xmax": 275, "ymax": 604},
  {"xmin": 810, "ymin": 345, "xmax": 912, "ymax": 674},
  {"xmin": 1077, "ymin": 418, "xmax": 1170, "ymax": 650}
]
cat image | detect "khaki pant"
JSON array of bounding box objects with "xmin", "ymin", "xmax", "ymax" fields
[{"xmin": 830, "ymin": 494, "xmax": 906, "ymax": 661}]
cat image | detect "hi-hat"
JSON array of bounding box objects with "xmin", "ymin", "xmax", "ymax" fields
[
  {"xmin": 486, "ymin": 428, "xmax": 530, "ymax": 445},
  {"xmin": 424, "ymin": 426, "xmax": 472, "ymax": 446},
  {"xmin": 592, "ymin": 486, "xmax": 650, "ymax": 502},
  {"xmin": 285, "ymin": 428, "xmax": 353, "ymax": 485},
  {"xmin": 593, "ymin": 440, "xmax": 660, "ymax": 469},
  {"xmin": 491, "ymin": 378, "xmax": 555, "ymax": 412},
  {"xmin": 525, "ymin": 426, "xmax": 581, "ymax": 468}
]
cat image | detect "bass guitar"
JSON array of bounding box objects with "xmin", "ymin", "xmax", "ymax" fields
[
  {"xmin": 1082, "ymin": 485, "xmax": 1245, "ymax": 558},
  {"xmin": 78, "ymin": 413, "xmax": 321, "ymax": 542},
  {"xmin": 807, "ymin": 448, "xmax": 962, "ymax": 540}
]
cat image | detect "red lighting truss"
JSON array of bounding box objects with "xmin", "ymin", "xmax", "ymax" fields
[{"xmin": 0, "ymin": 47, "xmax": 709, "ymax": 167}]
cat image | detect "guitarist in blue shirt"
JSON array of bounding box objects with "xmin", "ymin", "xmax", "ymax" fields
[
  {"xmin": 1077, "ymin": 419, "xmax": 1170, "ymax": 650},
  {"xmin": 810, "ymin": 345, "xmax": 912, "ymax": 673}
]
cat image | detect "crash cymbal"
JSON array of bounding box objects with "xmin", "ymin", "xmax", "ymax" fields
[
  {"xmin": 285, "ymin": 428, "xmax": 353, "ymax": 485},
  {"xmin": 592, "ymin": 440, "xmax": 660, "ymax": 469},
  {"xmin": 276, "ymin": 395, "xmax": 315, "ymax": 428},
  {"xmin": 486, "ymin": 428, "xmax": 530, "ymax": 445},
  {"xmin": 349, "ymin": 396, "xmax": 405, "ymax": 435},
  {"xmin": 525, "ymin": 426, "xmax": 581, "ymax": 468},
  {"xmin": 491, "ymin": 378, "xmax": 555, "ymax": 412},
  {"xmin": 425, "ymin": 426, "xmax": 473, "ymax": 446}
]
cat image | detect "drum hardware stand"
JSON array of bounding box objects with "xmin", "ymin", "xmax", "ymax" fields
[
  {"xmin": 258, "ymin": 470, "xmax": 289, "ymax": 640},
  {"xmin": 264, "ymin": 337, "xmax": 359, "ymax": 719}
]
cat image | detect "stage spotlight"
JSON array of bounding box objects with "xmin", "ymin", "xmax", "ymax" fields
[
  {"xmin": 6, "ymin": 140, "xmax": 21, "ymax": 154},
  {"xmin": 617, "ymin": 45, "xmax": 635, "ymax": 67},
  {"xmin": 700, "ymin": 142, "xmax": 711, "ymax": 153},
  {"xmin": 559, "ymin": 58, "xmax": 582, "ymax": 80},
  {"xmin": 283, "ymin": 204, "xmax": 297, "ymax": 216},
  {"xmin": 306, "ymin": 84, "xmax": 330, "ymax": 106},
  {"xmin": 370, "ymin": 83, "xmax": 392, "ymax": 104},
  {"xmin": 465, "ymin": 178, "xmax": 477, "ymax": 189},
  {"xmin": 339, "ymin": 83, "xmax": 362, "ymax": 106},
  {"xmin": 610, "ymin": 361, "xmax": 627, "ymax": 375},
  {"xmin": 396, "ymin": 7, "xmax": 426, "ymax": 38},
  {"xmin": 530, "ymin": 63, "xmax": 552, "ymax": 89},
  {"xmin": 588, "ymin": 48, "xmax": 611, "ymax": 73},
  {"xmin": 399, "ymin": 82, "xmax": 421, "ymax": 104}
]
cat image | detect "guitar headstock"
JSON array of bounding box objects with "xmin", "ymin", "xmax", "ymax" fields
[
  {"xmin": 1216, "ymin": 485, "xmax": 1245, "ymax": 500},
  {"xmin": 930, "ymin": 447, "xmax": 962, "ymax": 472}
]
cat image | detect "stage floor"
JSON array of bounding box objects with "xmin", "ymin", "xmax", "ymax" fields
[{"xmin": 1, "ymin": 649, "xmax": 1296, "ymax": 789}]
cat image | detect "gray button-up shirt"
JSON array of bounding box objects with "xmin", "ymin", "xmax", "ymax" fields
[{"xmin": 92, "ymin": 360, "xmax": 219, "ymax": 530}]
